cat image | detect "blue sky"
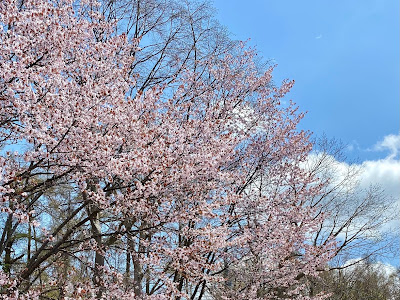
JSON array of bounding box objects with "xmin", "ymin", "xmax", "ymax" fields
[
  {"xmin": 212, "ymin": 0, "xmax": 399, "ymax": 267},
  {"xmin": 213, "ymin": 0, "xmax": 399, "ymax": 161}
]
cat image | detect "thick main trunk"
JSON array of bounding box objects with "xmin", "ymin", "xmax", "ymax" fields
[
  {"xmin": 131, "ymin": 235, "xmax": 143, "ymax": 296},
  {"xmin": 86, "ymin": 206, "xmax": 104, "ymax": 299},
  {"xmin": 85, "ymin": 180, "xmax": 105, "ymax": 299},
  {"xmin": 0, "ymin": 213, "xmax": 13, "ymax": 267}
]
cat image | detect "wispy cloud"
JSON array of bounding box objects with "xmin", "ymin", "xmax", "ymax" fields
[{"xmin": 345, "ymin": 140, "xmax": 360, "ymax": 152}]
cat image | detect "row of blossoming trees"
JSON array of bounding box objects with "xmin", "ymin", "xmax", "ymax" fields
[{"xmin": 0, "ymin": 0, "xmax": 350, "ymax": 299}]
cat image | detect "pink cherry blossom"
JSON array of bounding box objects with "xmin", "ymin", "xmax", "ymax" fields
[{"xmin": 0, "ymin": 0, "xmax": 335, "ymax": 299}]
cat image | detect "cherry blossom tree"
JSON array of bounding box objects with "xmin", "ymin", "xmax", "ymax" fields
[{"xmin": 0, "ymin": 0, "xmax": 335, "ymax": 299}]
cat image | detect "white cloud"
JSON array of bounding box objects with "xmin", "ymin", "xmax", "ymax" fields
[
  {"xmin": 330, "ymin": 134, "xmax": 400, "ymax": 208},
  {"xmin": 360, "ymin": 135, "xmax": 400, "ymax": 232},
  {"xmin": 307, "ymin": 134, "xmax": 400, "ymax": 235},
  {"xmin": 373, "ymin": 133, "xmax": 400, "ymax": 159},
  {"xmin": 301, "ymin": 135, "xmax": 400, "ymax": 270},
  {"xmin": 362, "ymin": 134, "xmax": 400, "ymax": 217},
  {"xmin": 359, "ymin": 158, "xmax": 400, "ymax": 200}
]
